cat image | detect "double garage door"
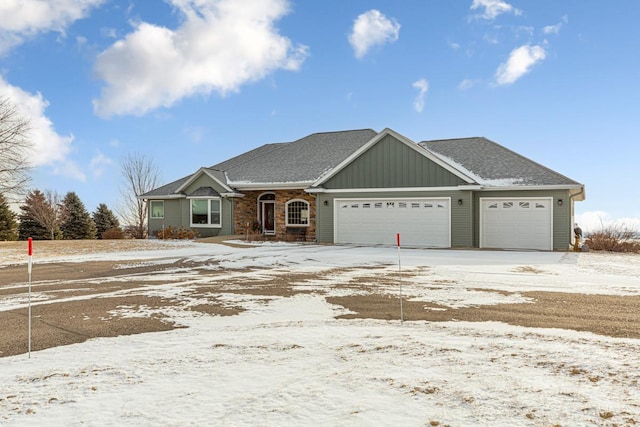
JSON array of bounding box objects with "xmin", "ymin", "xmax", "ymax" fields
[
  {"xmin": 480, "ymin": 198, "xmax": 553, "ymax": 251},
  {"xmin": 334, "ymin": 198, "xmax": 450, "ymax": 248},
  {"xmin": 334, "ymin": 197, "xmax": 554, "ymax": 250}
]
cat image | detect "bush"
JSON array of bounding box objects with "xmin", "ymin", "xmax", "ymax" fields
[
  {"xmin": 584, "ymin": 225, "xmax": 640, "ymax": 253},
  {"xmin": 101, "ymin": 227, "xmax": 125, "ymax": 240},
  {"xmin": 155, "ymin": 226, "xmax": 199, "ymax": 240}
]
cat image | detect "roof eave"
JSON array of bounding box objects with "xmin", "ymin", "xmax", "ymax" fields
[
  {"xmin": 306, "ymin": 184, "xmax": 484, "ymax": 193},
  {"xmin": 479, "ymin": 184, "xmax": 584, "ymax": 192},
  {"xmin": 137, "ymin": 194, "xmax": 186, "ymax": 200}
]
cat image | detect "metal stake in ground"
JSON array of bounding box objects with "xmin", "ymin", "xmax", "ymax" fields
[
  {"xmin": 396, "ymin": 233, "xmax": 403, "ymax": 322},
  {"xmin": 27, "ymin": 237, "xmax": 33, "ymax": 359}
]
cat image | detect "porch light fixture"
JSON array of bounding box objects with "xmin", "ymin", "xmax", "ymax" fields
[
  {"xmin": 323, "ymin": 200, "xmax": 329, "ymax": 206},
  {"xmin": 457, "ymin": 199, "xmax": 463, "ymax": 205},
  {"xmin": 558, "ymin": 199, "xmax": 563, "ymax": 206}
]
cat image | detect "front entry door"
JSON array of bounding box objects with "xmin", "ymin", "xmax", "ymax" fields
[{"xmin": 262, "ymin": 201, "xmax": 275, "ymax": 235}]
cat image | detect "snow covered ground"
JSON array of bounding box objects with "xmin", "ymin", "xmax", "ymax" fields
[{"xmin": 1, "ymin": 241, "xmax": 640, "ymax": 426}]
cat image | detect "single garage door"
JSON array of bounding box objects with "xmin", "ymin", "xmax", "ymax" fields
[
  {"xmin": 334, "ymin": 198, "xmax": 450, "ymax": 247},
  {"xmin": 480, "ymin": 198, "xmax": 553, "ymax": 250}
]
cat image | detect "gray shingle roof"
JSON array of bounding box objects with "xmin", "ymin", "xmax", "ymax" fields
[
  {"xmin": 210, "ymin": 143, "xmax": 286, "ymax": 171},
  {"xmin": 420, "ymin": 137, "xmax": 582, "ymax": 187},
  {"xmin": 141, "ymin": 129, "xmax": 377, "ymax": 197},
  {"xmin": 140, "ymin": 175, "xmax": 191, "ymax": 198},
  {"xmin": 222, "ymin": 129, "xmax": 377, "ymax": 184},
  {"xmin": 142, "ymin": 131, "xmax": 583, "ymax": 199},
  {"xmin": 187, "ymin": 186, "xmax": 221, "ymax": 197}
]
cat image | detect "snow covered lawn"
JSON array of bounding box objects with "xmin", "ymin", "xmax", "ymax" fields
[{"xmin": 1, "ymin": 241, "xmax": 639, "ymax": 426}]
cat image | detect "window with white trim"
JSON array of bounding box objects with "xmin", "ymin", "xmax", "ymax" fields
[
  {"xmin": 150, "ymin": 200, "xmax": 164, "ymax": 219},
  {"xmin": 190, "ymin": 199, "xmax": 221, "ymax": 227},
  {"xmin": 286, "ymin": 199, "xmax": 309, "ymax": 226}
]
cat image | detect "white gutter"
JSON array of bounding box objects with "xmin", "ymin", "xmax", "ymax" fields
[{"xmin": 306, "ymin": 185, "xmax": 482, "ymax": 194}]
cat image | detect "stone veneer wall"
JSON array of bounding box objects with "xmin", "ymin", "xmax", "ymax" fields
[{"xmin": 233, "ymin": 190, "xmax": 316, "ymax": 241}]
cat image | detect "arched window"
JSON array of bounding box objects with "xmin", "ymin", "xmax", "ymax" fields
[{"xmin": 286, "ymin": 199, "xmax": 310, "ymax": 226}]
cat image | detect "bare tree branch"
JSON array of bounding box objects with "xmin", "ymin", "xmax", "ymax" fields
[
  {"xmin": 28, "ymin": 189, "xmax": 62, "ymax": 240},
  {"xmin": 0, "ymin": 97, "xmax": 32, "ymax": 200},
  {"xmin": 117, "ymin": 153, "xmax": 160, "ymax": 239}
]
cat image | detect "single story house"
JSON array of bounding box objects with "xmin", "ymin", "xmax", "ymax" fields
[{"xmin": 140, "ymin": 128, "xmax": 585, "ymax": 251}]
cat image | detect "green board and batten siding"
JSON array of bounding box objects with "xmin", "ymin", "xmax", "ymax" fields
[
  {"xmin": 316, "ymin": 134, "xmax": 472, "ymax": 247},
  {"xmin": 323, "ymin": 134, "xmax": 466, "ymax": 189}
]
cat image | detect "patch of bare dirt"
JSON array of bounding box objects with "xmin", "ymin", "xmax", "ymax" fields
[
  {"xmin": 327, "ymin": 291, "xmax": 640, "ymax": 339},
  {"xmin": 3, "ymin": 240, "xmax": 640, "ymax": 359},
  {"xmin": 0, "ymin": 260, "xmax": 185, "ymax": 289},
  {"xmin": 0, "ymin": 296, "xmax": 180, "ymax": 358}
]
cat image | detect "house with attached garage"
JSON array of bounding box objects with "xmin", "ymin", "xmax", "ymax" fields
[{"xmin": 140, "ymin": 128, "xmax": 585, "ymax": 251}]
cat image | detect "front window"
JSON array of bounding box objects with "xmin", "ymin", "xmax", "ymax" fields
[
  {"xmin": 286, "ymin": 200, "xmax": 309, "ymax": 226},
  {"xmin": 150, "ymin": 201, "xmax": 164, "ymax": 219},
  {"xmin": 190, "ymin": 199, "xmax": 221, "ymax": 227}
]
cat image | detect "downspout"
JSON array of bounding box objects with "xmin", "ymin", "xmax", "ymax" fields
[
  {"xmin": 569, "ymin": 187, "xmax": 585, "ymax": 204},
  {"xmin": 569, "ymin": 186, "xmax": 586, "ymax": 247}
]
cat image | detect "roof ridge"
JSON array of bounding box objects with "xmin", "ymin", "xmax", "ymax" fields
[
  {"xmin": 305, "ymin": 128, "xmax": 377, "ymax": 137},
  {"xmin": 420, "ymin": 136, "xmax": 484, "ymax": 143}
]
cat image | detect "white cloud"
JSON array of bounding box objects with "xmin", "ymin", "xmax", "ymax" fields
[
  {"xmin": 412, "ymin": 79, "xmax": 429, "ymax": 113},
  {"xmin": 457, "ymin": 78, "xmax": 477, "ymax": 90},
  {"xmin": 348, "ymin": 10, "xmax": 400, "ymax": 59},
  {"xmin": 52, "ymin": 160, "xmax": 87, "ymax": 181},
  {"xmin": 0, "ymin": 76, "xmax": 84, "ymax": 180},
  {"xmin": 543, "ymin": 16, "xmax": 567, "ymax": 35},
  {"xmin": 93, "ymin": 0, "xmax": 308, "ymax": 118},
  {"xmin": 100, "ymin": 27, "xmax": 117, "ymax": 39},
  {"xmin": 543, "ymin": 23, "xmax": 562, "ymax": 35},
  {"xmin": 89, "ymin": 152, "xmax": 113, "ymax": 177},
  {"xmin": 576, "ymin": 211, "xmax": 640, "ymax": 234},
  {"xmin": 470, "ymin": 0, "xmax": 521, "ymax": 20},
  {"xmin": 494, "ymin": 44, "xmax": 546, "ymax": 85},
  {"xmin": 0, "ymin": 0, "xmax": 105, "ymax": 55},
  {"xmin": 183, "ymin": 126, "xmax": 206, "ymax": 143}
]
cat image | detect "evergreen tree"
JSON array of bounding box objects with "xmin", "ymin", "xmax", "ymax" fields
[
  {"xmin": 60, "ymin": 192, "xmax": 96, "ymax": 239},
  {"xmin": 0, "ymin": 193, "xmax": 18, "ymax": 241},
  {"xmin": 18, "ymin": 190, "xmax": 51, "ymax": 240},
  {"xmin": 92, "ymin": 203, "xmax": 121, "ymax": 239}
]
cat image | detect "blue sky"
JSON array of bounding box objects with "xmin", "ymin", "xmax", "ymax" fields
[{"xmin": 1, "ymin": 0, "xmax": 639, "ymax": 230}]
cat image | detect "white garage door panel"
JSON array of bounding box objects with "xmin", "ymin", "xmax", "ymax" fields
[
  {"xmin": 481, "ymin": 199, "xmax": 552, "ymax": 250},
  {"xmin": 335, "ymin": 199, "xmax": 450, "ymax": 247}
]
